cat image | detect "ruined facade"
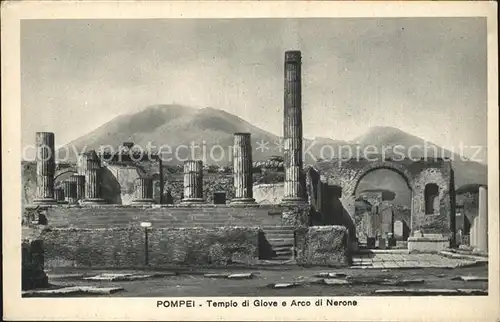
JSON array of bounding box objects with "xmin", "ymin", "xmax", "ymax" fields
[
  {"xmin": 21, "ymin": 48, "xmax": 484, "ymax": 277},
  {"xmin": 307, "ymin": 157, "xmax": 457, "ymax": 247}
]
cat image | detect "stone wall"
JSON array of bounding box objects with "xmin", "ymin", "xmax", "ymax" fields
[
  {"xmin": 22, "ymin": 227, "xmax": 48, "ymax": 290},
  {"xmin": 24, "ymin": 205, "xmax": 287, "ymax": 229},
  {"xmin": 311, "ymin": 158, "xmax": 455, "ymax": 240},
  {"xmin": 253, "ymin": 183, "xmax": 284, "ymax": 204},
  {"xmin": 40, "ymin": 227, "xmax": 260, "ymax": 269},
  {"xmin": 295, "ymin": 226, "xmax": 350, "ymax": 267}
]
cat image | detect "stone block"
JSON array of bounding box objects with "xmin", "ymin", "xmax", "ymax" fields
[
  {"xmin": 296, "ymin": 226, "xmax": 350, "ymax": 267},
  {"xmin": 22, "ymin": 239, "xmax": 49, "ymax": 290},
  {"xmin": 408, "ymin": 234, "xmax": 450, "ymax": 253},
  {"xmin": 378, "ymin": 238, "xmax": 386, "ymax": 250}
]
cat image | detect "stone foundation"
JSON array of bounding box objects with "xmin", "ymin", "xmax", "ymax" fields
[{"xmin": 41, "ymin": 227, "xmax": 259, "ymax": 269}]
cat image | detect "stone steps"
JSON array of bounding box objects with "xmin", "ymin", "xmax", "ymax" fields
[
  {"xmin": 261, "ymin": 227, "xmax": 295, "ymax": 261},
  {"xmin": 267, "ymin": 240, "xmax": 294, "ymax": 247}
]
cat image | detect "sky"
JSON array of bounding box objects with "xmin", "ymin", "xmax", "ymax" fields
[{"xmin": 21, "ymin": 18, "xmax": 488, "ymax": 160}]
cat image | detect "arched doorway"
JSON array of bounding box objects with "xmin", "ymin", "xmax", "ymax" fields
[{"xmin": 351, "ymin": 164, "xmax": 413, "ymax": 248}]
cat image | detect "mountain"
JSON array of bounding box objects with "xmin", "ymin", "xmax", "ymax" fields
[
  {"xmin": 58, "ymin": 105, "xmax": 280, "ymax": 163},
  {"xmin": 58, "ymin": 105, "xmax": 487, "ymax": 193}
]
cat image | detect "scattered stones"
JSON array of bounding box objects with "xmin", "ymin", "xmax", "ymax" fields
[
  {"xmin": 374, "ymin": 288, "xmax": 487, "ymax": 296},
  {"xmin": 347, "ymin": 275, "xmax": 393, "ymax": 285},
  {"xmin": 315, "ymin": 272, "xmax": 348, "ymax": 278},
  {"xmin": 227, "ymin": 273, "xmax": 255, "ymax": 279},
  {"xmin": 46, "ymin": 273, "xmax": 86, "ymax": 280},
  {"xmin": 456, "ymin": 289, "xmax": 488, "ymax": 295},
  {"xmin": 84, "ymin": 273, "xmax": 134, "ymax": 281},
  {"xmin": 322, "ymin": 278, "xmax": 351, "ymax": 285},
  {"xmin": 23, "ymin": 286, "xmax": 124, "ymax": 297},
  {"xmin": 203, "ymin": 273, "xmax": 230, "ymax": 278},
  {"xmin": 380, "ymin": 279, "xmax": 425, "ymax": 286},
  {"xmin": 451, "ymin": 276, "xmax": 488, "ymax": 282},
  {"xmin": 374, "ymin": 288, "xmax": 459, "ymax": 295},
  {"xmin": 268, "ymin": 282, "xmax": 300, "ymax": 289},
  {"xmin": 83, "ymin": 272, "xmax": 176, "ymax": 281}
]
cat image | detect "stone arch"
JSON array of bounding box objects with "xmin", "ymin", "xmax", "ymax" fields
[
  {"xmin": 54, "ymin": 167, "xmax": 77, "ymax": 181},
  {"xmin": 346, "ymin": 161, "xmax": 415, "ymax": 197}
]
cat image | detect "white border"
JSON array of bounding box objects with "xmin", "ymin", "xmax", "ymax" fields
[{"xmin": 2, "ymin": 1, "xmax": 498, "ymax": 321}]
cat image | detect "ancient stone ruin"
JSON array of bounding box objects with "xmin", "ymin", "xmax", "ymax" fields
[{"xmin": 21, "ymin": 50, "xmax": 488, "ymax": 288}]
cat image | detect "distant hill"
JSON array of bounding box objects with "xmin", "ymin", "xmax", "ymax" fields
[
  {"xmin": 56, "ymin": 105, "xmax": 487, "ymax": 193},
  {"xmin": 58, "ymin": 105, "xmax": 280, "ymax": 164}
]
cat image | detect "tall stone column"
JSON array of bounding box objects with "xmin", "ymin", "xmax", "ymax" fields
[
  {"xmin": 477, "ymin": 186, "xmax": 488, "ymax": 252},
  {"xmin": 131, "ymin": 177, "xmax": 154, "ymax": 205},
  {"xmin": 231, "ymin": 133, "xmax": 255, "ymax": 204},
  {"xmin": 72, "ymin": 174, "xmax": 85, "ymax": 202},
  {"xmin": 81, "ymin": 150, "xmax": 105, "ymax": 205},
  {"xmin": 63, "ymin": 180, "xmax": 77, "ymax": 204},
  {"xmin": 181, "ymin": 160, "xmax": 204, "ymax": 203},
  {"xmin": 33, "ymin": 132, "xmax": 57, "ymax": 205},
  {"xmin": 282, "ymin": 50, "xmax": 305, "ymax": 204}
]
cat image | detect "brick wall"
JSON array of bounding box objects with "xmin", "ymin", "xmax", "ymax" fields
[{"xmin": 41, "ymin": 227, "xmax": 259, "ymax": 269}]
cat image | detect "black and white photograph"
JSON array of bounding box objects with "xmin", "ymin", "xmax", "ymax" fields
[{"xmin": 2, "ymin": 1, "xmax": 498, "ymax": 321}]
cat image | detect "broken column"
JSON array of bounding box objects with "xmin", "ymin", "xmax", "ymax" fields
[
  {"xmin": 72, "ymin": 174, "xmax": 85, "ymax": 202},
  {"xmin": 477, "ymin": 185, "xmax": 488, "ymax": 252},
  {"xmin": 181, "ymin": 160, "xmax": 204, "ymax": 203},
  {"xmin": 63, "ymin": 180, "xmax": 77, "ymax": 204},
  {"xmin": 131, "ymin": 177, "xmax": 154, "ymax": 205},
  {"xmin": 81, "ymin": 150, "xmax": 105, "ymax": 205},
  {"xmin": 33, "ymin": 132, "xmax": 57, "ymax": 205},
  {"xmin": 282, "ymin": 50, "xmax": 305, "ymax": 204},
  {"xmin": 231, "ymin": 132, "xmax": 255, "ymax": 204}
]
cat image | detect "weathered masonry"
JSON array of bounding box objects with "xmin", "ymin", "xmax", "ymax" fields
[
  {"xmin": 307, "ymin": 157, "xmax": 457, "ymax": 251},
  {"xmin": 21, "ymin": 48, "xmax": 487, "ymax": 283}
]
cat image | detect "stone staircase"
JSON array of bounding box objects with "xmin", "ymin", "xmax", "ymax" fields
[{"xmin": 260, "ymin": 226, "xmax": 296, "ymax": 261}]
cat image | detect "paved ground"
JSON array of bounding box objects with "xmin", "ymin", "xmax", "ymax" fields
[
  {"xmin": 29, "ymin": 252, "xmax": 488, "ymax": 297},
  {"xmin": 350, "ymin": 251, "xmax": 483, "ymax": 269}
]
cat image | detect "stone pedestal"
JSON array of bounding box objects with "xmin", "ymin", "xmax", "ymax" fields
[
  {"xmin": 81, "ymin": 150, "xmax": 105, "ymax": 205},
  {"xmin": 63, "ymin": 180, "xmax": 78, "ymax": 204},
  {"xmin": 231, "ymin": 133, "xmax": 256, "ymax": 205},
  {"xmin": 131, "ymin": 177, "xmax": 154, "ymax": 205},
  {"xmin": 477, "ymin": 186, "xmax": 488, "ymax": 252},
  {"xmin": 281, "ymin": 50, "xmax": 305, "ymax": 205},
  {"xmin": 33, "ymin": 132, "xmax": 57, "ymax": 205},
  {"xmin": 378, "ymin": 237, "xmax": 386, "ymax": 250},
  {"xmin": 181, "ymin": 160, "xmax": 204, "ymax": 203},
  {"xmin": 408, "ymin": 231, "xmax": 449, "ymax": 253}
]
